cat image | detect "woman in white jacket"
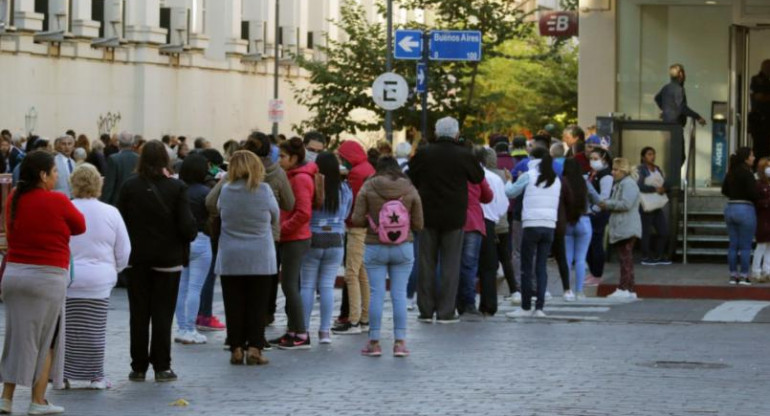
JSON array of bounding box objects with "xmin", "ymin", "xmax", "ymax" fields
[
  {"xmin": 65, "ymin": 164, "xmax": 131, "ymax": 389},
  {"xmin": 504, "ymin": 147, "xmax": 561, "ymax": 317}
]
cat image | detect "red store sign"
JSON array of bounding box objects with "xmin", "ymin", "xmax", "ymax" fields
[{"xmin": 539, "ymin": 11, "xmax": 578, "ymax": 37}]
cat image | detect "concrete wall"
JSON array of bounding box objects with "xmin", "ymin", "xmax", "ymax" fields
[{"xmin": 577, "ymin": 0, "xmax": 615, "ymax": 128}]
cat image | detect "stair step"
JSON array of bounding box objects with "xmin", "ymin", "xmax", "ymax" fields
[
  {"xmin": 679, "ymin": 221, "xmax": 726, "ymax": 230},
  {"xmin": 678, "ymin": 235, "xmax": 730, "ymax": 243},
  {"xmin": 686, "ymin": 210, "xmax": 723, "ymax": 216},
  {"xmin": 675, "ymin": 247, "xmax": 728, "ymax": 256}
]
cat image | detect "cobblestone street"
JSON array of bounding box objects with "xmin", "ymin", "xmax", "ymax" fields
[{"xmin": 1, "ymin": 287, "xmax": 768, "ymax": 416}]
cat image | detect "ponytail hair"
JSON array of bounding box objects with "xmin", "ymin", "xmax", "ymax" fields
[
  {"xmin": 10, "ymin": 150, "xmax": 55, "ymax": 227},
  {"xmin": 530, "ymin": 147, "xmax": 557, "ymax": 188}
]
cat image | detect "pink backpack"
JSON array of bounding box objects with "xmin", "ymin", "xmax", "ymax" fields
[{"xmin": 368, "ymin": 198, "xmax": 411, "ymax": 245}]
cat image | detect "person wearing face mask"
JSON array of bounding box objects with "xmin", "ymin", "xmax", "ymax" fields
[
  {"xmin": 637, "ymin": 147, "xmax": 671, "ymax": 266},
  {"xmin": 303, "ymin": 131, "xmax": 326, "ymax": 163},
  {"xmin": 585, "ymin": 148, "xmax": 613, "ymax": 286},
  {"xmin": 752, "ymin": 157, "xmax": 770, "ymax": 283}
]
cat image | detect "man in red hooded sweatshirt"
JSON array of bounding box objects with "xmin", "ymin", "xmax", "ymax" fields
[{"xmin": 333, "ymin": 140, "xmax": 376, "ymax": 334}]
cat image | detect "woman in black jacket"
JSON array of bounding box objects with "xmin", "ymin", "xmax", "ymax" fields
[
  {"xmin": 722, "ymin": 147, "xmax": 757, "ymax": 285},
  {"xmin": 117, "ymin": 140, "xmax": 197, "ymax": 382}
]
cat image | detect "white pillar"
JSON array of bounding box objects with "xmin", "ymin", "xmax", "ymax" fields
[
  {"xmin": 125, "ymin": 0, "xmax": 167, "ymax": 44},
  {"xmin": 103, "ymin": 0, "xmax": 124, "ymax": 39},
  {"xmin": 48, "ymin": 0, "xmax": 68, "ymax": 32},
  {"xmin": 577, "ymin": 0, "xmax": 616, "ymax": 127},
  {"xmin": 279, "ymin": 0, "xmax": 297, "ymax": 48},
  {"xmin": 13, "ymin": 0, "xmax": 44, "ymax": 32},
  {"xmin": 188, "ymin": 0, "xmax": 210, "ymax": 49},
  {"xmin": 222, "ymin": 0, "xmax": 247, "ymax": 55},
  {"xmin": 71, "ymin": 0, "xmax": 100, "ymax": 38}
]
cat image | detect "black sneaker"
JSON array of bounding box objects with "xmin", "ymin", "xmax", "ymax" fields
[
  {"xmin": 641, "ymin": 258, "xmax": 656, "ymax": 266},
  {"xmin": 277, "ymin": 334, "xmax": 311, "ymax": 350},
  {"xmin": 463, "ymin": 304, "xmax": 482, "ymax": 316},
  {"xmin": 128, "ymin": 371, "xmax": 146, "ymax": 382},
  {"xmin": 655, "ymin": 258, "xmax": 672, "ymax": 265},
  {"xmin": 263, "ymin": 342, "xmax": 273, "ymax": 351},
  {"xmin": 268, "ymin": 333, "xmax": 290, "ymax": 345},
  {"xmin": 331, "ymin": 321, "xmax": 361, "ymax": 335},
  {"xmin": 739, "ymin": 277, "xmax": 752, "ymax": 286},
  {"xmin": 729, "ymin": 277, "xmax": 740, "ymax": 285},
  {"xmin": 154, "ymin": 369, "xmax": 177, "ymax": 382}
]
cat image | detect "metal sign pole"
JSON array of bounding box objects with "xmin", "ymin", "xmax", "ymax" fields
[
  {"xmin": 272, "ymin": 0, "xmax": 280, "ymax": 139},
  {"xmin": 420, "ymin": 31, "xmax": 429, "ymax": 142},
  {"xmin": 385, "ymin": 0, "xmax": 393, "ymax": 143}
]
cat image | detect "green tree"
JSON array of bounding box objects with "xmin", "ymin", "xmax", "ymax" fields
[{"xmin": 292, "ymin": 0, "xmax": 577, "ymax": 142}]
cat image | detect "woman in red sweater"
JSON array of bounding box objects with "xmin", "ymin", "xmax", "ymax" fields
[
  {"xmin": 0, "ymin": 151, "xmax": 86, "ymax": 415},
  {"xmin": 271, "ymin": 137, "xmax": 316, "ymax": 350}
]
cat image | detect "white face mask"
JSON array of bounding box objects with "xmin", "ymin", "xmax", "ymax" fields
[
  {"xmin": 590, "ymin": 160, "xmax": 605, "ymax": 171},
  {"xmin": 765, "ymin": 168, "xmax": 770, "ymax": 177}
]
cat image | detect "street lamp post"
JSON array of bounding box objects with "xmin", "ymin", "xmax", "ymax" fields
[
  {"xmin": 272, "ymin": 0, "xmax": 280, "ymax": 139},
  {"xmin": 385, "ymin": 0, "xmax": 393, "ymax": 143}
]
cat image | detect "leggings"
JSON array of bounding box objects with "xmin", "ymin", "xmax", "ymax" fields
[{"xmin": 280, "ymin": 239, "xmax": 310, "ymax": 333}]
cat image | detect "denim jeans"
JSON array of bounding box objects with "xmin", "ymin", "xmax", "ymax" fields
[
  {"xmin": 520, "ymin": 227, "xmax": 554, "ymax": 311},
  {"xmin": 725, "ymin": 203, "xmax": 757, "ymax": 276},
  {"xmin": 565, "ymin": 216, "xmax": 592, "ymax": 293},
  {"xmin": 406, "ymin": 232, "xmax": 420, "ymax": 299},
  {"xmin": 365, "ymin": 243, "xmax": 414, "ymax": 341},
  {"xmin": 300, "ymin": 246, "xmax": 344, "ymax": 333},
  {"xmin": 176, "ymin": 232, "xmax": 212, "ymax": 332},
  {"xmin": 457, "ymin": 231, "xmax": 483, "ymax": 311}
]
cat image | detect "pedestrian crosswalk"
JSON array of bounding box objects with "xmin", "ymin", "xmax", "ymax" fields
[{"xmin": 499, "ymin": 297, "xmax": 639, "ymax": 322}]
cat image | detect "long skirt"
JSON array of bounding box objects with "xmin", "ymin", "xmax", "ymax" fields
[
  {"xmin": 0, "ymin": 263, "xmax": 67, "ymax": 388},
  {"xmin": 64, "ymin": 298, "xmax": 109, "ymax": 381}
]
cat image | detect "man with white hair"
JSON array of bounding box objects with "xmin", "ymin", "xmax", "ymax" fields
[
  {"xmin": 102, "ymin": 132, "xmax": 139, "ymax": 205},
  {"xmin": 53, "ymin": 135, "xmax": 76, "ymax": 198},
  {"xmin": 408, "ymin": 117, "xmax": 485, "ymax": 323},
  {"xmin": 395, "ymin": 141, "xmax": 412, "ymax": 171}
]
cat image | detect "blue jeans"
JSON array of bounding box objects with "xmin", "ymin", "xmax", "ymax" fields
[
  {"xmin": 565, "ymin": 216, "xmax": 592, "ymax": 293},
  {"xmin": 365, "ymin": 243, "xmax": 414, "ymax": 341},
  {"xmin": 520, "ymin": 227, "xmax": 554, "ymax": 311},
  {"xmin": 406, "ymin": 232, "xmax": 420, "ymax": 299},
  {"xmin": 725, "ymin": 203, "xmax": 757, "ymax": 276},
  {"xmin": 176, "ymin": 232, "xmax": 213, "ymax": 332},
  {"xmin": 457, "ymin": 231, "xmax": 483, "ymax": 310},
  {"xmin": 300, "ymin": 246, "xmax": 344, "ymax": 332}
]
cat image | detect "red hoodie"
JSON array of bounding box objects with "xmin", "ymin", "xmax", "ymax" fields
[
  {"xmin": 337, "ymin": 140, "xmax": 375, "ymax": 227},
  {"xmin": 463, "ymin": 179, "xmax": 493, "ymax": 236},
  {"xmin": 280, "ymin": 161, "xmax": 318, "ymax": 242}
]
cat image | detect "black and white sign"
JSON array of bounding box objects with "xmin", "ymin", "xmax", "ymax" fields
[{"xmin": 372, "ymin": 72, "xmax": 408, "ymax": 111}]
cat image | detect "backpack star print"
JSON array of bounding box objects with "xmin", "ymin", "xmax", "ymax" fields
[{"xmin": 367, "ymin": 198, "xmax": 410, "ymax": 245}]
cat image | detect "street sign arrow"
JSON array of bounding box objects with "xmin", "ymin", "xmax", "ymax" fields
[
  {"xmin": 394, "ymin": 29, "xmax": 423, "ymax": 60},
  {"xmin": 416, "ymin": 63, "xmax": 427, "ymax": 94}
]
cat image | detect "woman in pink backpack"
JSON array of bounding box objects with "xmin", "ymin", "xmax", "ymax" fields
[{"xmin": 352, "ymin": 156, "xmax": 423, "ymax": 357}]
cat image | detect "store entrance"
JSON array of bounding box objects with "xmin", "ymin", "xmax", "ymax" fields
[{"xmin": 729, "ymin": 25, "xmax": 770, "ymax": 153}]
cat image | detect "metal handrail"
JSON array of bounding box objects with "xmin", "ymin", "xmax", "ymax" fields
[{"xmin": 682, "ymin": 122, "xmax": 697, "ymax": 265}]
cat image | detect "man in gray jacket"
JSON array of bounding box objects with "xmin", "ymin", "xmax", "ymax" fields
[{"xmin": 102, "ymin": 132, "xmax": 139, "ymax": 205}]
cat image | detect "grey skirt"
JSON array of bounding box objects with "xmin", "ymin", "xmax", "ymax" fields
[{"xmin": 0, "ymin": 263, "xmax": 68, "ymax": 388}]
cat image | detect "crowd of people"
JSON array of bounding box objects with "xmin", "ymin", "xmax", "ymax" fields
[{"xmin": 0, "ymin": 118, "xmax": 690, "ymax": 414}]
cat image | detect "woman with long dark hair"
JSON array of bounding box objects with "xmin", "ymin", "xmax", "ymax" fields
[
  {"xmin": 562, "ymin": 158, "xmax": 592, "ymax": 300},
  {"xmin": 274, "ymin": 137, "xmax": 316, "ymax": 349},
  {"xmin": 0, "ymin": 151, "xmax": 86, "ymax": 414},
  {"xmin": 117, "ymin": 140, "xmax": 197, "ymax": 382},
  {"xmin": 352, "ymin": 156, "xmax": 423, "ymax": 357},
  {"xmin": 722, "ymin": 147, "xmax": 757, "ymax": 285},
  {"xmin": 299, "ymin": 152, "xmax": 353, "ymax": 344},
  {"xmin": 504, "ymin": 147, "xmax": 561, "ymax": 317}
]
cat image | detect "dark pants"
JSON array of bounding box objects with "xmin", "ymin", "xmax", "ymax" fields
[
  {"xmin": 616, "ymin": 238, "xmax": 637, "ymax": 292},
  {"xmin": 268, "ymin": 242, "xmax": 281, "ymax": 317},
  {"xmin": 520, "ymin": 227, "xmax": 555, "ymax": 311},
  {"xmin": 497, "ymin": 231, "xmax": 518, "ymax": 294},
  {"xmin": 640, "ymin": 209, "xmax": 668, "ymax": 259},
  {"xmin": 478, "ymin": 220, "xmax": 499, "ymax": 315},
  {"xmin": 280, "ymin": 239, "xmax": 310, "ymax": 333},
  {"xmin": 198, "ymin": 238, "xmax": 218, "ymax": 317},
  {"xmin": 221, "ymin": 275, "xmax": 271, "ymax": 351},
  {"xmin": 587, "ymin": 212, "xmax": 610, "ymax": 277},
  {"xmin": 407, "ymin": 232, "xmax": 420, "ymax": 299},
  {"xmin": 126, "ymin": 266, "xmax": 181, "ymax": 373},
  {"xmin": 417, "ymin": 227, "xmax": 464, "ymax": 320},
  {"xmin": 551, "ymin": 233, "xmax": 570, "ymax": 291}
]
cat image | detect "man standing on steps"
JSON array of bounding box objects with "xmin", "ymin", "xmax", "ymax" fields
[
  {"xmin": 409, "ymin": 117, "xmax": 485, "ymax": 323},
  {"xmin": 750, "ymin": 60, "xmax": 770, "ymax": 160},
  {"xmin": 654, "ymin": 64, "xmax": 707, "ymax": 164}
]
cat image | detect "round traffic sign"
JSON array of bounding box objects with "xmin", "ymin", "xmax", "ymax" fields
[{"xmin": 372, "ymin": 72, "xmax": 408, "ymax": 111}]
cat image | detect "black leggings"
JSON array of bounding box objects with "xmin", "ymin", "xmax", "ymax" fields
[
  {"xmin": 221, "ymin": 275, "xmax": 271, "ymax": 351},
  {"xmin": 496, "ymin": 232, "xmax": 518, "ymax": 293},
  {"xmin": 551, "ymin": 233, "xmax": 570, "ymax": 291}
]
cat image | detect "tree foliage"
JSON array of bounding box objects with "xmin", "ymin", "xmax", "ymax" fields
[{"xmin": 291, "ymin": 0, "xmax": 577, "ymax": 143}]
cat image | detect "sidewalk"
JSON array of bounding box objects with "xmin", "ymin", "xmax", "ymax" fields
[{"xmin": 596, "ymin": 262, "xmax": 770, "ymax": 300}]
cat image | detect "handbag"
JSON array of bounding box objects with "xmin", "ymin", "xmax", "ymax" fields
[{"xmin": 639, "ymin": 192, "xmax": 669, "ymax": 212}]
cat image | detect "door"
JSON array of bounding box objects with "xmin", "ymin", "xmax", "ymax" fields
[{"xmin": 729, "ymin": 25, "xmax": 749, "ymax": 152}]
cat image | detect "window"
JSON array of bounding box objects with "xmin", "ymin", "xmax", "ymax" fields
[
  {"xmin": 307, "ymin": 31, "xmax": 313, "ymax": 49},
  {"xmin": 34, "ymin": 0, "xmax": 48, "ymax": 31},
  {"xmin": 159, "ymin": 6, "xmax": 170, "ymax": 44},
  {"xmin": 92, "ymin": 0, "xmax": 104, "ymax": 38}
]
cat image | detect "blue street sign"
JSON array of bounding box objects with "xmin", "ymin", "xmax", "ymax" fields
[
  {"xmin": 416, "ymin": 63, "xmax": 427, "ymax": 93},
  {"xmin": 394, "ymin": 29, "xmax": 423, "ymax": 60},
  {"xmin": 429, "ymin": 30, "xmax": 482, "ymax": 62}
]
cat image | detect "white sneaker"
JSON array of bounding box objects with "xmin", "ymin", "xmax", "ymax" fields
[
  {"xmin": 318, "ymin": 332, "xmax": 332, "ymax": 344},
  {"xmin": 532, "ymin": 309, "xmax": 547, "ymax": 318},
  {"xmin": 407, "ymin": 297, "xmax": 416, "ymax": 311},
  {"xmin": 174, "ymin": 330, "xmax": 190, "ymax": 343},
  {"xmin": 1, "ymin": 398, "xmax": 11, "ymax": 414},
  {"xmin": 575, "ymin": 292, "xmax": 587, "ymax": 301},
  {"xmin": 177, "ymin": 331, "xmax": 206, "ymax": 345},
  {"xmin": 563, "ymin": 290, "xmax": 576, "ymax": 302},
  {"xmin": 189, "ymin": 331, "xmax": 207, "ymax": 344},
  {"xmin": 607, "ymin": 289, "xmax": 630, "ymax": 299},
  {"xmin": 28, "ymin": 401, "xmax": 64, "ymax": 415},
  {"xmin": 510, "ymin": 292, "xmax": 522, "ymax": 305},
  {"xmin": 628, "ymin": 291, "xmax": 638, "ymax": 300},
  {"xmin": 88, "ymin": 378, "xmax": 111, "ymax": 390},
  {"xmin": 545, "ymin": 291, "xmax": 552, "ymax": 301},
  {"xmin": 505, "ymin": 308, "xmax": 531, "ymax": 318}
]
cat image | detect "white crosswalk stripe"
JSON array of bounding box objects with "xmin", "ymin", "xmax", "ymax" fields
[{"xmin": 702, "ymin": 301, "xmax": 770, "ymax": 322}]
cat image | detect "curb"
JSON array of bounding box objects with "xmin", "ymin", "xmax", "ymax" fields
[{"xmin": 597, "ymin": 283, "xmax": 770, "ymax": 301}]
